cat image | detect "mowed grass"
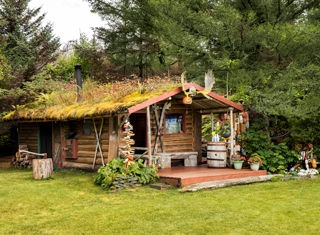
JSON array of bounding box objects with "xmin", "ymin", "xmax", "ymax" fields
[{"xmin": 1, "ymin": 168, "xmax": 320, "ymax": 235}]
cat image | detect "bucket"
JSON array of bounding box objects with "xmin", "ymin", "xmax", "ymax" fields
[{"xmin": 207, "ymin": 141, "xmax": 227, "ymax": 168}]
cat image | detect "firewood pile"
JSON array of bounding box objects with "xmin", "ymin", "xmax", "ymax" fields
[{"xmin": 11, "ymin": 145, "xmax": 38, "ymax": 168}]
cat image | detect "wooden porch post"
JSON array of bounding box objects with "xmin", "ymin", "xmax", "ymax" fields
[
  {"xmin": 147, "ymin": 106, "xmax": 152, "ymax": 164},
  {"xmin": 108, "ymin": 115, "xmax": 119, "ymax": 161},
  {"xmin": 211, "ymin": 112, "xmax": 214, "ymax": 141},
  {"xmin": 229, "ymin": 107, "xmax": 234, "ymax": 168}
]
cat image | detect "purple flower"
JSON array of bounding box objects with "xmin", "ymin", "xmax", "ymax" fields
[
  {"xmin": 70, "ymin": 80, "xmax": 73, "ymax": 83},
  {"xmin": 49, "ymin": 75, "xmax": 51, "ymax": 78},
  {"xmin": 35, "ymin": 98, "xmax": 37, "ymax": 100},
  {"xmin": 42, "ymin": 81, "xmax": 44, "ymax": 85},
  {"xmin": 72, "ymin": 74, "xmax": 74, "ymax": 77},
  {"xmin": 59, "ymin": 76, "xmax": 61, "ymax": 79}
]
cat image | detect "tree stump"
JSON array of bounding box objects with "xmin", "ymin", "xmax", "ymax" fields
[{"xmin": 32, "ymin": 159, "xmax": 54, "ymax": 179}]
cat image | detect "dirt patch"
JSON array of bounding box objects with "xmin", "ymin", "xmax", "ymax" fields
[{"xmin": 0, "ymin": 155, "xmax": 13, "ymax": 169}]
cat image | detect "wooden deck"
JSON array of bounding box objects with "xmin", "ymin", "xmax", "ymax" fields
[{"xmin": 158, "ymin": 165, "xmax": 267, "ymax": 187}]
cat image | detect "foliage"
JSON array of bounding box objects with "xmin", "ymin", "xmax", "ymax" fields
[
  {"xmin": 94, "ymin": 158, "xmax": 158, "ymax": 189},
  {"xmin": 0, "ymin": 0, "xmax": 60, "ymax": 80},
  {"xmin": 3, "ymin": 76, "xmax": 179, "ymax": 121},
  {"xmin": 248, "ymin": 154, "xmax": 263, "ymax": 165},
  {"xmin": 88, "ymin": 0, "xmax": 173, "ymax": 78},
  {"xmin": 238, "ymin": 118, "xmax": 300, "ymax": 172}
]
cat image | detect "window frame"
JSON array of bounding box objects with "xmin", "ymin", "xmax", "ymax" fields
[
  {"xmin": 163, "ymin": 111, "xmax": 186, "ymax": 135},
  {"xmin": 80, "ymin": 119, "xmax": 92, "ymax": 136}
]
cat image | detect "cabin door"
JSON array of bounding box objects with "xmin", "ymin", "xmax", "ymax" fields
[
  {"xmin": 129, "ymin": 113, "xmax": 147, "ymax": 154},
  {"xmin": 52, "ymin": 122, "xmax": 62, "ymax": 168},
  {"xmin": 39, "ymin": 122, "xmax": 53, "ymax": 159}
]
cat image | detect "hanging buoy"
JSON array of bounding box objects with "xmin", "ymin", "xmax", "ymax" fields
[
  {"xmin": 242, "ymin": 112, "xmax": 247, "ymax": 118},
  {"xmin": 312, "ymin": 159, "xmax": 317, "ymax": 168},
  {"xmin": 243, "ymin": 118, "xmax": 247, "ymax": 124},
  {"xmin": 182, "ymin": 96, "xmax": 192, "ymax": 104}
]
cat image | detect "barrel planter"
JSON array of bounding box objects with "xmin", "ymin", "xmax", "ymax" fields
[{"xmin": 207, "ymin": 141, "xmax": 227, "ymax": 168}]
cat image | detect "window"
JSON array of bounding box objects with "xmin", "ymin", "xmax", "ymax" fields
[
  {"xmin": 81, "ymin": 120, "xmax": 92, "ymax": 135},
  {"xmin": 165, "ymin": 113, "xmax": 185, "ymax": 134}
]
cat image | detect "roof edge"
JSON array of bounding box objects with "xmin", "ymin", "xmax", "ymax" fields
[{"xmin": 128, "ymin": 83, "xmax": 243, "ymax": 113}]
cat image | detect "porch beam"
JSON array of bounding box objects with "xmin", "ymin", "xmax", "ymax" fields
[{"xmin": 197, "ymin": 108, "xmax": 234, "ymax": 114}]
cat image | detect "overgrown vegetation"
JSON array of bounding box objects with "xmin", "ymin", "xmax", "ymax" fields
[
  {"xmin": 94, "ymin": 158, "xmax": 159, "ymax": 189},
  {"xmin": 3, "ymin": 76, "xmax": 179, "ymax": 121}
]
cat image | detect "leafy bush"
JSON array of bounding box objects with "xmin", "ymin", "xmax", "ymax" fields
[
  {"xmin": 94, "ymin": 158, "xmax": 159, "ymax": 189},
  {"xmin": 238, "ymin": 118, "xmax": 300, "ymax": 172}
]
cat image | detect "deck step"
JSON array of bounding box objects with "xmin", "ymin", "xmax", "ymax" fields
[{"xmin": 158, "ymin": 166, "xmax": 267, "ymax": 187}]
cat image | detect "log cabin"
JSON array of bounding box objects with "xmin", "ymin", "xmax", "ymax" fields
[{"xmin": 3, "ymin": 81, "xmax": 243, "ymax": 171}]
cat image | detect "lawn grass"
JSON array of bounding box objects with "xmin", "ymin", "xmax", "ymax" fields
[{"xmin": 1, "ymin": 168, "xmax": 320, "ymax": 235}]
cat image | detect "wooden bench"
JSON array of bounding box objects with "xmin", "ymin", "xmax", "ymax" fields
[{"xmin": 156, "ymin": 152, "xmax": 198, "ymax": 169}]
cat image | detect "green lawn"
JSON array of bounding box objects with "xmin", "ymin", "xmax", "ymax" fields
[{"xmin": 1, "ymin": 168, "xmax": 320, "ymax": 235}]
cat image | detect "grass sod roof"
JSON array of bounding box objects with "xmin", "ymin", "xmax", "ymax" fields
[{"xmin": 3, "ymin": 78, "xmax": 180, "ymax": 121}]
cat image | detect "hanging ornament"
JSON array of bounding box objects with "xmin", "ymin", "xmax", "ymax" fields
[{"xmin": 182, "ymin": 96, "xmax": 192, "ymax": 104}]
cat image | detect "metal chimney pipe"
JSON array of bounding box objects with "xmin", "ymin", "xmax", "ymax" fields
[{"xmin": 74, "ymin": 64, "xmax": 82, "ymax": 102}]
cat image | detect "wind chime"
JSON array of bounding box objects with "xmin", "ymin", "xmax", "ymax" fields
[{"xmin": 121, "ymin": 122, "xmax": 135, "ymax": 168}]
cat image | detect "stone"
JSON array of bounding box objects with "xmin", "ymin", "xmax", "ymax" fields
[
  {"xmin": 114, "ymin": 178, "xmax": 121, "ymax": 181},
  {"xmin": 150, "ymin": 184, "xmax": 171, "ymax": 190},
  {"xmin": 132, "ymin": 181, "xmax": 138, "ymax": 184},
  {"xmin": 111, "ymin": 181, "xmax": 119, "ymax": 185},
  {"xmin": 129, "ymin": 183, "xmax": 134, "ymax": 188},
  {"xmin": 123, "ymin": 185, "xmax": 129, "ymax": 189},
  {"xmin": 159, "ymin": 155, "xmax": 171, "ymax": 169},
  {"xmin": 132, "ymin": 177, "xmax": 138, "ymax": 181},
  {"xmin": 184, "ymin": 155, "xmax": 197, "ymax": 167},
  {"xmin": 119, "ymin": 177, "xmax": 126, "ymax": 180}
]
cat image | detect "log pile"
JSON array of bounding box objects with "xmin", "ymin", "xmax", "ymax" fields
[{"xmin": 11, "ymin": 145, "xmax": 38, "ymax": 168}]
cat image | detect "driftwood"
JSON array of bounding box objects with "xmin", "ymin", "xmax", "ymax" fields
[{"xmin": 179, "ymin": 175, "xmax": 278, "ymax": 192}]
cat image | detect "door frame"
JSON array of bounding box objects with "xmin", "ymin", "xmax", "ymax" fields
[{"xmin": 52, "ymin": 122, "xmax": 63, "ymax": 169}]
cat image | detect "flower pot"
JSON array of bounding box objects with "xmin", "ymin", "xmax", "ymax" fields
[
  {"xmin": 221, "ymin": 130, "xmax": 231, "ymax": 138},
  {"xmin": 250, "ymin": 163, "xmax": 260, "ymax": 171},
  {"xmin": 234, "ymin": 161, "xmax": 244, "ymax": 170}
]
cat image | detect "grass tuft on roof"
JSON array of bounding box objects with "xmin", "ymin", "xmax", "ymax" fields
[{"xmin": 3, "ymin": 77, "xmax": 180, "ymax": 121}]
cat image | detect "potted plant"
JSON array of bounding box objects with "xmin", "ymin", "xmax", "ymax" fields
[
  {"xmin": 212, "ymin": 121, "xmax": 231, "ymax": 138},
  {"xmin": 248, "ymin": 154, "xmax": 263, "ymax": 171},
  {"xmin": 233, "ymin": 156, "xmax": 246, "ymax": 170}
]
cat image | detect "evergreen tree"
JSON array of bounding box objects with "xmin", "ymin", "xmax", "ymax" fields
[
  {"xmin": 87, "ymin": 0, "xmax": 171, "ymax": 78},
  {"xmin": 0, "ymin": 0, "xmax": 60, "ymax": 81}
]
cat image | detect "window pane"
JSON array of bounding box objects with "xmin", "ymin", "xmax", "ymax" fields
[
  {"xmin": 83, "ymin": 120, "xmax": 91, "ymax": 135},
  {"xmin": 165, "ymin": 113, "xmax": 183, "ymax": 134}
]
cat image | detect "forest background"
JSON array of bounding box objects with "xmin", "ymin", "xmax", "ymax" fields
[{"xmin": 1, "ymin": 0, "xmax": 320, "ymax": 172}]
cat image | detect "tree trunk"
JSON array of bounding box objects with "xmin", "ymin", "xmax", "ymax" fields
[{"xmin": 32, "ymin": 159, "xmax": 53, "ymax": 179}]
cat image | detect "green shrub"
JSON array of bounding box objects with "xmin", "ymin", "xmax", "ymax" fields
[
  {"xmin": 238, "ymin": 118, "xmax": 300, "ymax": 172},
  {"xmin": 94, "ymin": 158, "xmax": 159, "ymax": 189}
]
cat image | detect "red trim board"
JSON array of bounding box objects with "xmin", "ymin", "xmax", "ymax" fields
[{"xmin": 128, "ymin": 83, "xmax": 243, "ymax": 114}]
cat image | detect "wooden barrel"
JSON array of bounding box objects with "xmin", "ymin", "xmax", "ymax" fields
[{"xmin": 207, "ymin": 141, "xmax": 227, "ymax": 168}]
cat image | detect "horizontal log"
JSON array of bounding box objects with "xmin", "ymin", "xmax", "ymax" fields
[
  {"xmin": 66, "ymin": 158, "xmax": 106, "ymax": 165},
  {"xmin": 77, "ymin": 135, "xmax": 108, "ymax": 140},
  {"xmin": 78, "ymin": 140, "xmax": 108, "ymax": 145},
  {"xmin": 78, "ymin": 145, "xmax": 109, "ymax": 152},
  {"xmin": 63, "ymin": 162, "xmax": 101, "ymax": 171},
  {"xmin": 77, "ymin": 151, "xmax": 107, "ymax": 158}
]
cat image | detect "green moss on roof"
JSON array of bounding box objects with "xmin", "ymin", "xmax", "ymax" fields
[{"xmin": 3, "ymin": 79, "xmax": 180, "ymax": 121}]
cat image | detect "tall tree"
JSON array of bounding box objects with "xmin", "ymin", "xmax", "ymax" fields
[
  {"xmin": 0, "ymin": 0, "xmax": 60, "ymax": 81},
  {"xmin": 149, "ymin": 0, "xmax": 320, "ymax": 120},
  {"xmin": 87, "ymin": 0, "xmax": 172, "ymax": 78}
]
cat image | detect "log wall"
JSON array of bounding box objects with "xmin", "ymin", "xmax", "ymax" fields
[
  {"xmin": 150, "ymin": 101, "xmax": 194, "ymax": 153},
  {"xmin": 18, "ymin": 123, "xmax": 38, "ymax": 153},
  {"xmin": 62, "ymin": 118, "xmax": 109, "ymax": 168}
]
